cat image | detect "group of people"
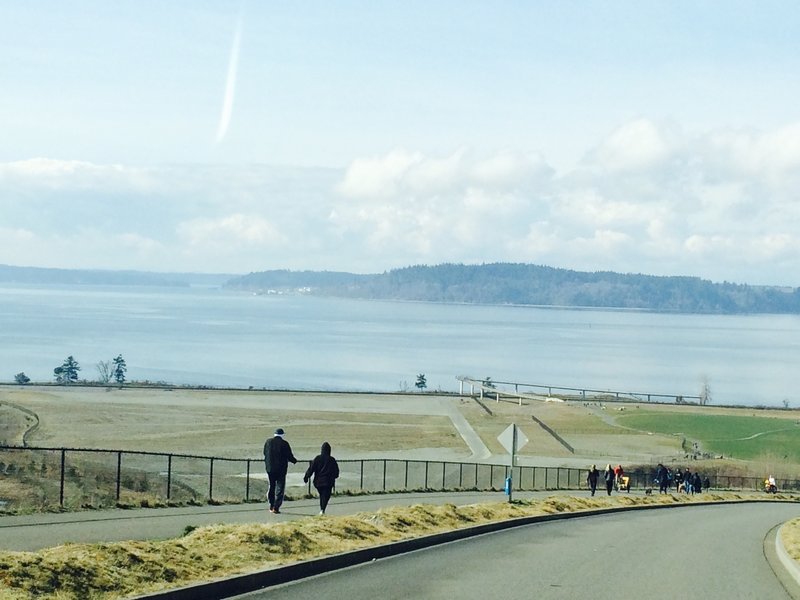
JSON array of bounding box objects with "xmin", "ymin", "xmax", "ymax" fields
[
  {"xmin": 587, "ymin": 463, "xmax": 712, "ymax": 495},
  {"xmin": 262, "ymin": 427, "xmax": 340, "ymax": 515},
  {"xmin": 658, "ymin": 464, "xmax": 710, "ymax": 494},
  {"xmin": 586, "ymin": 464, "xmax": 625, "ymax": 496}
]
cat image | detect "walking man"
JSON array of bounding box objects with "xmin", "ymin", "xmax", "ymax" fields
[
  {"xmin": 263, "ymin": 427, "xmax": 297, "ymax": 514},
  {"xmin": 587, "ymin": 464, "xmax": 600, "ymax": 496}
]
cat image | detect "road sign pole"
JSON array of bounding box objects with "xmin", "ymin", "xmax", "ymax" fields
[
  {"xmin": 498, "ymin": 423, "xmax": 527, "ymax": 503},
  {"xmin": 509, "ymin": 424, "xmax": 517, "ymax": 502}
]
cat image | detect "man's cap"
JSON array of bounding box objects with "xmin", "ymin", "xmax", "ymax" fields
[{"xmin": 275, "ymin": 428, "xmax": 285, "ymax": 436}]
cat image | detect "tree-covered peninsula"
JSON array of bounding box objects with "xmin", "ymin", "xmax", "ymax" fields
[{"xmin": 224, "ymin": 263, "xmax": 800, "ymax": 314}]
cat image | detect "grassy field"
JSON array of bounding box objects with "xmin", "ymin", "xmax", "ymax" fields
[
  {"xmin": 3, "ymin": 385, "xmax": 799, "ymax": 478},
  {"xmin": 616, "ymin": 409, "xmax": 800, "ymax": 462}
]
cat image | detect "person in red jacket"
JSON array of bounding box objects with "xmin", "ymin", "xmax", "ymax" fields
[{"xmin": 304, "ymin": 441, "xmax": 340, "ymax": 515}]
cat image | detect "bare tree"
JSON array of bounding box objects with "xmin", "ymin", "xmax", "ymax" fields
[
  {"xmin": 96, "ymin": 360, "xmax": 112, "ymax": 384},
  {"xmin": 699, "ymin": 376, "xmax": 712, "ymax": 406}
]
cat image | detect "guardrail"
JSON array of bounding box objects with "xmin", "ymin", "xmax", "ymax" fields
[
  {"xmin": 456, "ymin": 376, "xmax": 702, "ymax": 404},
  {"xmin": 0, "ymin": 445, "xmax": 795, "ymax": 513}
]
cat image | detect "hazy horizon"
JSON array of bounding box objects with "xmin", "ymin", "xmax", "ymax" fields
[{"xmin": 1, "ymin": 261, "xmax": 797, "ymax": 289}]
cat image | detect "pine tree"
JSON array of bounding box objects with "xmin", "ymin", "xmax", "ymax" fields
[
  {"xmin": 415, "ymin": 373, "xmax": 427, "ymax": 391},
  {"xmin": 112, "ymin": 354, "xmax": 127, "ymax": 385},
  {"xmin": 54, "ymin": 356, "xmax": 80, "ymax": 384}
]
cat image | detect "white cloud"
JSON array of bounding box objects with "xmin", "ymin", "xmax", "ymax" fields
[
  {"xmin": 337, "ymin": 149, "xmax": 553, "ymax": 200},
  {"xmin": 177, "ymin": 214, "xmax": 286, "ymax": 247},
  {"xmin": 586, "ymin": 118, "xmax": 678, "ymax": 173},
  {"xmin": 3, "ymin": 118, "xmax": 800, "ymax": 285},
  {"xmin": 329, "ymin": 122, "xmax": 800, "ymax": 283},
  {"xmin": 337, "ymin": 150, "xmax": 425, "ymax": 199},
  {"xmin": 0, "ymin": 157, "xmax": 154, "ymax": 191},
  {"xmin": 471, "ymin": 151, "xmax": 552, "ymax": 189}
]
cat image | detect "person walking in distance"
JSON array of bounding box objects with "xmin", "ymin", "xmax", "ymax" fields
[
  {"xmin": 263, "ymin": 427, "xmax": 297, "ymax": 514},
  {"xmin": 603, "ymin": 464, "xmax": 615, "ymax": 496},
  {"xmin": 656, "ymin": 463, "xmax": 669, "ymax": 494},
  {"xmin": 304, "ymin": 441, "xmax": 340, "ymax": 515},
  {"xmin": 587, "ymin": 464, "xmax": 600, "ymax": 496}
]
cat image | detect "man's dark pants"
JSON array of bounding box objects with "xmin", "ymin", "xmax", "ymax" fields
[{"xmin": 267, "ymin": 471, "xmax": 287, "ymax": 510}]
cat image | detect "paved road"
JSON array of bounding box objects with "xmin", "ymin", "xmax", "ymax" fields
[
  {"xmin": 231, "ymin": 503, "xmax": 800, "ymax": 600},
  {"xmin": 0, "ymin": 490, "xmax": 561, "ymax": 552}
]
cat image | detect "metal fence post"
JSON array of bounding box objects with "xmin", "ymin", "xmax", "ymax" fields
[
  {"xmin": 383, "ymin": 460, "xmax": 387, "ymax": 492},
  {"xmin": 490, "ymin": 464, "xmax": 494, "ymax": 489},
  {"xmin": 116, "ymin": 451, "xmax": 122, "ymax": 502},
  {"xmin": 425, "ymin": 461, "xmax": 429, "ymax": 489},
  {"xmin": 360, "ymin": 460, "xmax": 364, "ymax": 491},
  {"xmin": 404, "ymin": 461, "xmax": 409, "ymax": 489},
  {"xmin": 459, "ymin": 463, "xmax": 463, "ymax": 488},
  {"xmin": 244, "ymin": 458, "xmax": 249, "ymax": 502},
  {"xmin": 59, "ymin": 448, "xmax": 66, "ymax": 507},
  {"xmin": 209, "ymin": 458, "xmax": 215, "ymax": 502},
  {"xmin": 442, "ymin": 462, "xmax": 446, "ymax": 489}
]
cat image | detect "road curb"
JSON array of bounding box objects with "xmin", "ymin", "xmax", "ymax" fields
[
  {"xmin": 776, "ymin": 522, "xmax": 800, "ymax": 587},
  {"xmin": 132, "ymin": 499, "xmax": 797, "ymax": 600}
]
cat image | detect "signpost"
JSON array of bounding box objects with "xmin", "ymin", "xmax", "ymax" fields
[{"xmin": 497, "ymin": 423, "xmax": 529, "ymax": 502}]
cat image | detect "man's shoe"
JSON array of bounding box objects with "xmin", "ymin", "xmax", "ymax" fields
[
  {"xmin": 269, "ymin": 508, "xmax": 276, "ymax": 513},
  {"xmin": 273, "ymin": 508, "xmax": 281, "ymax": 514}
]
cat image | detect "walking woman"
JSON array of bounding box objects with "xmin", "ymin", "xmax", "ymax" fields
[{"xmin": 304, "ymin": 442, "xmax": 340, "ymax": 515}]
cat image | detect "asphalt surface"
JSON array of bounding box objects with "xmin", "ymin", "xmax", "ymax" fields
[
  {"xmin": 0, "ymin": 490, "xmax": 563, "ymax": 552},
  {"xmin": 230, "ymin": 502, "xmax": 800, "ymax": 600}
]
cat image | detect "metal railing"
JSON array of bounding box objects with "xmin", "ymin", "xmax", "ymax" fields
[
  {"xmin": 0, "ymin": 445, "xmax": 795, "ymax": 513},
  {"xmin": 457, "ymin": 376, "xmax": 702, "ymax": 404}
]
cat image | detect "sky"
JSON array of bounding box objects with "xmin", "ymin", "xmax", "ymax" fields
[{"xmin": 1, "ymin": 1, "xmax": 800, "ymax": 285}]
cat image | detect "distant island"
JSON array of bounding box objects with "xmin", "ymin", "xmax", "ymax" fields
[
  {"xmin": 3, "ymin": 262, "xmax": 799, "ymax": 314},
  {"xmin": 0, "ymin": 264, "xmax": 232, "ymax": 288},
  {"xmin": 225, "ymin": 263, "xmax": 800, "ymax": 315}
]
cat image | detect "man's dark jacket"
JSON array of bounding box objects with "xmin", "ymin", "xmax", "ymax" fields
[{"xmin": 263, "ymin": 436, "xmax": 297, "ymax": 476}]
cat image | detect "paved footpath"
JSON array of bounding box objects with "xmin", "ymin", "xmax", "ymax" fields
[{"xmin": 0, "ymin": 490, "xmax": 581, "ymax": 552}]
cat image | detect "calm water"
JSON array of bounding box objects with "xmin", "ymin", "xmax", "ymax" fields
[{"xmin": 0, "ymin": 284, "xmax": 798, "ymax": 407}]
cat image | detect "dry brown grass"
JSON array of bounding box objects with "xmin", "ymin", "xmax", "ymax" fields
[
  {"xmin": 0, "ymin": 404, "xmax": 31, "ymax": 446},
  {"xmin": 4, "ymin": 386, "xmax": 799, "ymax": 479},
  {"xmin": 0, "ymin": 492, "xmax": 791, "ymax": 600},
  {"xmin": 781, "ymin": 517, "xmax": 800, "ymax": 561},
  {"xmin": 0, "ymin": 387, "xmax": 463, "ymax": 459}
]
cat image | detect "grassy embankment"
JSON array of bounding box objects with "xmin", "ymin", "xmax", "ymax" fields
[
  {"xmin": 782, "ymin": 518, "xmax": 800, "ymax": 565},
  {"xmin": 0, "ymin": 492, "xmax": 793, "ymax": 600},
  {"xmin": 616, "ymin": 409, "xmax": 800, "ymax": 471}
]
